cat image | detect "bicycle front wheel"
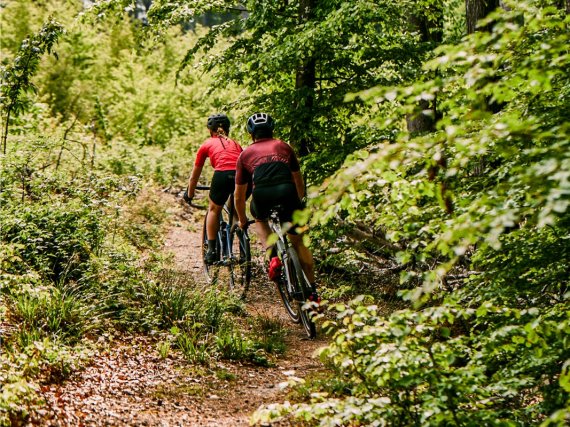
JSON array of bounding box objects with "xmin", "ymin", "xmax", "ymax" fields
[
  {"xmin": 229, "ymin": 224, "xmax": 251, "ymax": 299},
  {"xmin": 285, "ymin": 247, "xmax": 316, "ymax": 339}
]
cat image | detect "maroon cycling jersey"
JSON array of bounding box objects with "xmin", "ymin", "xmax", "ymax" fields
[
  {"xmin": 235, "ymin": 138, "xmax": 300, "ymax": 188},
  {"xmin": 195, "ymin": 136, "xmax": 243, "ymax": 171}
]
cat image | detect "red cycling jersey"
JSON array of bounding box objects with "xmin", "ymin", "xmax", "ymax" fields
[
  {"xmin": 235, "ymin": 138, "xmax": 300, "ymax": 188},
  {"xmin": 195, "ymin": 136, "xmax": 243, "ymax": 171}
]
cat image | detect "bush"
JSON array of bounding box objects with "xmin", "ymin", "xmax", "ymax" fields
[{"xmin": 0, "ymin": 201, "xmax": 105, "ymax": 283}]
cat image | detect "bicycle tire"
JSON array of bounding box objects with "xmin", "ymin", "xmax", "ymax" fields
[
  {"xmin": 202, "ymin": 212, "xmax": 221, "ymax": 283},
  {"xmin": 276, "ymin": 247, "xmax": 301, "ymax": 324},
  {"xmin": 286, "ymin": 247, "xmax": 316, "ymax": 339},
  {"xmin": 228, "ymin": 224, "xmax": 251, "ymax": 299}
]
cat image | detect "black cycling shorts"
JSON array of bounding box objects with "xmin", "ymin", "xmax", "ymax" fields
[
  {"xmin": 250, "ymin": 182, "xmax": 303, "ymax": 232},
  {"xmin": 209, "ymin": 170, "xmax": 236, "ymax": 206}
]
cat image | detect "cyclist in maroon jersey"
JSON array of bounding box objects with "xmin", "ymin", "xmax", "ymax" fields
[
  {"xmin": 184, "ymin": 114, "xmax": 243, "ymax": 264},
  {"xmin": 234, "ymin": 113, "xmax": 319, "ymax": 303}
]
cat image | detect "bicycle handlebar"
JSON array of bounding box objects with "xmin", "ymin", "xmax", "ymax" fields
[{"xmin": 181, "ymin": 186, "xmax": 209, "ymax": 209}]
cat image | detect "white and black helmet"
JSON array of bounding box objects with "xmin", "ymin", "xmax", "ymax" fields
[{"xmin": 246, "ymin": 113, "xmax": 275, "ymax": 134}]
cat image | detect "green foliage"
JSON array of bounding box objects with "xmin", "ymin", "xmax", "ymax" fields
[
  {"xmin": 135, "ymin": 279, "xmax": 222, "ymax": 331},
  {"xmin": 0, "ymin": 324, "xmax": 92, "ymax": 425},
  {"xmin": 0, "ymin": 377, "xmax": 37, "ymax": 427},
  {"xmin": 248, "ymin": 315, "xmax": 287, "ymax": 355},
  {"xmin": 90, "ymin": 0, "xmax": 455, "ymax": 183},
  {"xmin": 157, "ymin": 339, "xmax": 171, "ymax": 359},
  {"xmin": 162, "ymin": 311, "xmax": 276, "ymax": 367},
  {"xmin": 256, "ymin": 296, "xmax": 569, "ymax": 426},
  {"xmin": 0, "ymin": 17, "xmax": 64, "ymax": 153},
  {"xmin": 469, "ymin": 224, "xmax": 569, "ymax": 304},
  {"xmin": 255, "ymin": 1, "xmax": 570, "ymax": 425},
  {"xmin": 119, "ymin": 188, "xmax": 168, "ymax": 249},
  {"xmin": 0, "ymin": 0, "xmax": 228, "ymax": 191},
  {"xmin": 214, "ymin": 321, "xmax": 272, "ymax": 367},
  {"xmin": 314, "ymin": 0, "xmax": 570, "ymax": 299},
  {"xmin": 0, "ymin": 2, "xmax": 265, "ymax": 424},
  {"xmin": 143, "ymin": 290, "xmax": 286, "ymax": 366},
  {"xmin": 215, "ymin": 322, "xmax": 254, "ymax": 361},
  {"xmin": 0, "ymin": 201, "xmax": 105, "ymax": 282},
  {"xmin": 1, "ymin": 1, "xmax": 567, "ymax": 426},
  {"xmin": 13, "ymin": 286, "xmax": 97, "ymax": 345},
  {"xmin": 0, "ymin": 146, "xmax": 166, "ymax": 424},
  {"xmin": 172, "ymin": 327, "xmax": 211, "ymax": 366},
  {"xmin": 213, "ymin": 314, "xmax": 287, "ymax": 366}
]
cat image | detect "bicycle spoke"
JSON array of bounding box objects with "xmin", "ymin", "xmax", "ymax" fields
[
  {"xmin": 275, "ymin": 250, "xmax": 301, "ymax": 324},
  {"xmin": 285, "ymin": 247, "xmax": 316, "ymax": 338},
  {"xmin": 228, "ymin": 225, "xmax": 251, "ymax": 299}
]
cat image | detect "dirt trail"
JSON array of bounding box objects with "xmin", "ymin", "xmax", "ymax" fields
[{"xmin": 34, "ymin": 192, "xmax": 327, "ymax": 426}]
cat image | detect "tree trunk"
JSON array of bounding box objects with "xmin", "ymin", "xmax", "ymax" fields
[
  {"xmin": 2, "ymin": 108, "xmax": 12, "ymax": 155},
  {"xmin": 294, "ymin": 58, "xmax": 316, "ymax": 156},
  {"xmin": 56, "ymin": 117, "xmax": 78, "ymax": 171},
  {"xmin": 406, "ymin": 5, "xmax": 443, "ymax": 134},
  {"xmin": 291, "ymin": 0, "xmax": 316, "ymax": 157},
  {"xmin": 406, "ymin": 99, "xmax": 438, "ymax": 134},
  {"xmin": 466, "ymin": 0, "xmax": 510, "ymax": 113},
  {"xmin": 465, "ymin": 0, "xmax": 500, "ymax": 34}
]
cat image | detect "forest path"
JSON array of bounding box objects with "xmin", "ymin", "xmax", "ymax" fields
[{"xmin": 34, "ymin": 191, "xmax": 327, "ymax": 426}]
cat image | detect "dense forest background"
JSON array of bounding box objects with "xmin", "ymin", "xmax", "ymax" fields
[{"xmin": 1, "ymin": 0, "xmax": 569, "ymax": 425}]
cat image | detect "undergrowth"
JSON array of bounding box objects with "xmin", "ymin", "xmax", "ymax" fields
[{"xmin": 0, "ymin": 146, "xmax": 285, "ymax": 426}]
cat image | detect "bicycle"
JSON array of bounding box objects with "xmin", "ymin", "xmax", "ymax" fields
[
  {"xmin": 193, "ymin": 185, "xmax": 252, "ymax": 299},
  {"xmin": 267, "ymin": 206, "xmax": 317, "ymax": 339}
]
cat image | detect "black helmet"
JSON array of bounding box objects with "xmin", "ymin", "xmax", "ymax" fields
[
  {"xmin": 246, "ymin": 113, "xmax": 275, "ymax": 135},
  {"xmin": 207, "ymin": 114, "xmax": 230, "ymax": 132}
]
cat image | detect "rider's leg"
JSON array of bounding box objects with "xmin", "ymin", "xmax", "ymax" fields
[
  {"xmin": 206, "ymin": 198, "xmax": 223, "ymax": 242},
  {"xmin": 255, "ymin": 219, "xmax": 274, "ymax": 260},
  {"xmin": 207, "ymin": 170, "xmax": 232, "ymax": 244},
  {"xmin": 257, "ymin": 219, "xmax": 283, "ymax": 281},
  {"xmin": 288, "ymin": 233, "xmax": 315, "ymax": 284}
]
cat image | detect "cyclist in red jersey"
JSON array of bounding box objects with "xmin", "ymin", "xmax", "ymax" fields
[
  {"xmin": 184, "ymin": 114, "xmax": 243, "ymax": 264},
  {"xmin": 234, "ymin": 113, "xmax": 319, "ymax": 303}
]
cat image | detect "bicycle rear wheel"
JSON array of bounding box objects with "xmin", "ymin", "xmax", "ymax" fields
[
  {"xmin": 285, "ymin": 247, "xmax": 316, "ymax": 339},
  {"xmin": 202, "ymin": 212, "xmax": 221, "ymax": 283},
  {"xmin": 229, "ymin": 224, "xmax": 251, "ymax": 299},
  {"xmin": 276, "ymin": 247, "xmax": 301, "ymax": 324}
]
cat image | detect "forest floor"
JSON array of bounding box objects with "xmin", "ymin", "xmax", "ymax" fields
[{"xmin": 31, "ymin": 191, "xmax": 329, "ymax": 426}]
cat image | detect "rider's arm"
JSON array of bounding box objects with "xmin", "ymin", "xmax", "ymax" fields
[
  {"xmin": 187, "ymin": 143, "xmax": 209, "ymax": 198},
  {"xmin": 291, "ymin": 171, "xmax": 305, "ymax": 200},
  {"xmin": 234, "ymin": 183, "xmax": 249, "ymax": 227},
  {"xmin": 187, "ymin": 164, "xmax": 203, "ymax": 198}
]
